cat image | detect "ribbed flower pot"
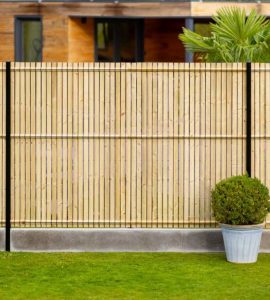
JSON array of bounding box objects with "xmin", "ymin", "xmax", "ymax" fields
[{"xmin": 220, "ymin": 224, "xmax": 263, "ymax": 264}]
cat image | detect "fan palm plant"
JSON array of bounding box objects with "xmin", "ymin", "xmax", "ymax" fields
[{"xmin": 179, "ymin": 7, "xmax": 270, "ymax": 62}]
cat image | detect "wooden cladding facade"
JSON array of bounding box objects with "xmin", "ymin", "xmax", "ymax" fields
[
  {"xmin": 0, "ymin": 62, "xmax": 270, "ymax": 228},
  {"xmin": 0, "ymin": 2, "xmax": 188, "ymax": 62},
  {"xmin": 0, "ymin": 15, "xmax": 185, "ymax": 62},
  {"xmin": 1, "ymin": 1, "xmax": 270, "ymax": 62},
  {"xmin": 68, "ymin": 18, "xmax": 95, "ymax": 62}
]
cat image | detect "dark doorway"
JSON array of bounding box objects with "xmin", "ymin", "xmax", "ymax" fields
[{"xmin": 95, "ymin": 18, "xmax": 144, "ymax": 62}]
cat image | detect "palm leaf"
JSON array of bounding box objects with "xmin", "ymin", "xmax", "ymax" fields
[{"xmin": 179, "ymin": 7, "xmax": 270, "ymax": 62}]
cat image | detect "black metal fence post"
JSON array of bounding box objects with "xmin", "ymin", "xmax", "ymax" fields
[
  {"xmin": 5, "ymin": 61, "xmax": 11, "ymax": 251},
  {"xmin": 246, "ymin": 62, "xmax": 252, "ymax": 177}
]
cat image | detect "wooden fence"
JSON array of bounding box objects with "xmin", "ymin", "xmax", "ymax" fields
[{"xmin": 0, "ymin": 62, "xmax": 269, "ymax": 228}]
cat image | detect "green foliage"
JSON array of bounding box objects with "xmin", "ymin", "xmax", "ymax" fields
[
  {"xmin": 211, "ymin": 175, "xmax": 270, "ymax": 225},
  {"xmin": 179, "ymin": 7, "xmax": 270, "ymax": 62}
]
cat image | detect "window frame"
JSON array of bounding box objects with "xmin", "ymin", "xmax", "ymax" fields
[
  {"xmin": 15, "ymin": 16, "xmax": 43, "ymax": 62},
  {"xmin": 94, "ymin": 18, "xmax": 144, "ymax": 62}
]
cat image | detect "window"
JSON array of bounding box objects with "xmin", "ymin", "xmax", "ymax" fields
[
  {"xmin": 95, "ymin": 19, "xmax": 143, "ymax": 62},
  {"xmin": 15, "ymin": 17, "xmax": 42, "ymax": 62}
]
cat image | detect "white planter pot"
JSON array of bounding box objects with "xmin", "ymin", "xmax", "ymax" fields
[{"xmin": 220, "ymin": 223, "xmax": 264, "ymax": 263}]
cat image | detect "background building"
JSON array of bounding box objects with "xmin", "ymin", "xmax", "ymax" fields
[{"xmin": 0, "ymin": 0, "xmax": 268, "ymax": 62}]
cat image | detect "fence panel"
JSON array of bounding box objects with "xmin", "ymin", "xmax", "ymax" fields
[{"xmin": 6, "ymin": 62, "xmax": 249, "ymax": 227}]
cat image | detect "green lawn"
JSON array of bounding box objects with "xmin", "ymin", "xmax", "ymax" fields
[{"xmin": 0, "ymin": 253, "xmax": 269, "ymax": 300}]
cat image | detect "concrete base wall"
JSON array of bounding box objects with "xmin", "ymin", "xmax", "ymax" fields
[
  {"xmin": 0, "ymin": 229, "xmax": 4, "ymax": 251},
  {"xmin": 2, "ymin": 228, "xmax": 268, "ymax": 252}
]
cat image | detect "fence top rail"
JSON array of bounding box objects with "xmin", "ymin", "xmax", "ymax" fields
[
  {"xmin": 0, "ymin": 62, "xmax": 245, "ymax": 72},
  {"xmin": 0, "ymin": 62, "xmax": 269, "ymax": 72}
]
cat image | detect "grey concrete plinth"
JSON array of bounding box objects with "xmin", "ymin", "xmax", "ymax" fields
[
  {"xmin": 0, "ymin": 229, "xmax": 5, "ymax": 251},
  {"xmin": 9, "ymin": 228, "xmax": 270, "ymax": 252},
  {"xmin": 260, "ymin": 231, "xmax": 270, "ymax": 252},
  {"xmin": 11, "ymin": 228, "xmax": 224, "ymax": 252}
]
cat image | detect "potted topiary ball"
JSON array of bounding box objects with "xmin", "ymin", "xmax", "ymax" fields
[{"xmin": 211, "ymin": 175, "xmax": 270, "ymax": 263}]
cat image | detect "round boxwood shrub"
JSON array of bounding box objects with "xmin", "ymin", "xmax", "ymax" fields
[{"xmin": 211, "ymin": 175, "xmax": 270, "ymax": 225}]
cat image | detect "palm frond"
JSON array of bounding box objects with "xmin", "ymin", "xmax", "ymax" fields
[{"xmin": 179, "ymin": 7, "xmax": 270, "ymax": 62}]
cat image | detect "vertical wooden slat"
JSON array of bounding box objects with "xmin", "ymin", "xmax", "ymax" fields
[
  {"xmin": 260, "ymin": 64, "xmax": 266, "ymax": 186},
  {"xmin": 173, "ymin": 63, "xmax": 179, "ymax": 228},
  {"xmin": 168, "ymin": 63, "xmax": 174, "ymax": 228},
  {"xmin": 104, "ymin": 63, "xmax": 110, "ymax": 227},
  {"xmin": 94, "ymin": 63, "xmax": 100, "ymax": 227},
  {"xmin": 99, "ymin": 62, "xmax": 105, "ymax": 227},
  {"xmin": 41, "ymin": 64, "xmax": 47, "ymax": 226},
  {"xmin": 51, "ymin": 63, "xmax": 57, "ymax": 226},
  {"xmin": 19, "ymin": 63, "xmax": 25, "ymax": 226},
  {"xmin": 253, "ymin": 64, "xmax": 260, "ymax": 186},
  {"xmin": 263, "ymin": 64, "xmax": 270, "ymax": 226},
  {"xmin": 135, "ymin": 63, "xmax": 142, "ymax": 227},
  {"xmin": 56, "ymin": 63, "xmax": 63, "ymax": 226},
  {"xmin": 220, "ymin": 64, "xmax": 226, "ymax": 182},
  {"xmin": 24, "ymin": 63, "xmax": 31, "ymax": 226},
  {"xmin": 141, "ymin": 64, "xmax": 147, "ymax": 227},
  {"xmin": 131, "ymin": 63, "xmax": 137, "ymax": 227},
  {"xmin": 210, "ymin": 63, "xmax": 216, "ymax": 227},
  {"xmin": 66, "ymin": 63, "xmax": 73, "ymax": 227},
  {"xmin": 147, "ymin": 63, "xmax": 153, "ymax": 227},
  {"xmin": 199, "ymin": 63, "xmax": 205, "ymax": 226},
  {"xmin": 264, "ymin": 63, "xmax": 270, "ymax": 227},
  {"xmin": 47, "ymin": 63, "xmax": 53, "ymax": 227},
  {"xmin": 255, "ymin": 63, "xmax": 260, "ymax": 190},
  {"xmin": 83, "ymin": 63, "xmax": 89, "ymax": 227},
  {"xmin": 120, "ymin": 63, "xmax": 126, "ymax": 227},
  {"xmin": 152, "ymin": 63, "xmax": 158, "ymax": 227},
  {"xmin": 231, "ymin": 64, "xmax": 237, "ymax": 176},
  {"xmin": 189, "ymin": 63, "xmax": 195, "ymax": 227},
  {"xmin": 178, "ymin": 63, "xmax": 184, "ymax": 227},
  {"xmin": 258, "ymin": 63, "xmax": 267, "ymax": 226},
  {"xmin": 115, "ymin": 63, "xmax": 121, "ymax": 227},
  {"xmin": 194, "ymin": 63, "xmax": 200, "ymax": 227},
  {"xmin": 183, "ymin": 63, "xmax": 189, "ymax": 227},
  {"xmin": 78, "ymin": 62, "xmax": 84, "ymax": 226},
  {"xmin": 89, "ymin": 63, "xmax": 94, "ymax": 227},
  {"xmin": 110, "ymin": 63, "xmax": 116, "ymax": 227},
  {"xmin": 73, "ymin": 63, "xmax": 79, "ymax": 225},
  {"xmin": 35, "ymin": 63, "xmax": 41, "ymax": 227},
  {"xmin": 30, "ymin": 64, "xmax": 36, "ymax": 226},
  {"xmin": 237, "ymin": 63, "xmax": 244, "ymax": 175},
  {"xmin": 62, "ymin": 62, "xmax": 68, "ymax": 226},
  {"xmin": 162, "ymin": 64, "xmax": 169, "ymax": 227},
  {"xmin": 215, "ymin": 63, "xmax": 222, "ymax": 222},
  {"xmin": 226, "ymin": 64, "xmax": 233, "ymax": 184},
  {"xmin": 125, "ymin": 63, "xmax": 131, "ymax": 227},
  {"xmin": 204, "ymin": 63, "xmax": 211, "ymax": 226}
]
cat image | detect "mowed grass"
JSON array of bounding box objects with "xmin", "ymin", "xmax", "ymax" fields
[{"xmin": 0, "ymin": 253, "xmax": 269, "ymax": 300}]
